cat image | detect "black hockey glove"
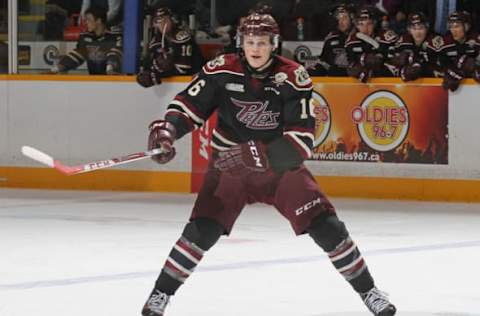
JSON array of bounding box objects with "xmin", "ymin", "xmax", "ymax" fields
[
  {"xmin": 442, "ymin": 68, "xmax": 464, "ymax": 92},
  {"xmin": 360, "ymin": 53, "xmax": 384, "ymax": 71},
  {"xmin": 214, "ymin": 140, "xmax": 269, "ymax": 177},
  {"xmin": 136, "ymin": 70, "xmax": 162, "ymax": 88},
  {"xmin": 400, "ymin": 63, "xmax": 422, "ymax": 82},
  {"xmin": 456, "ymin": 55, "xmax": 475, "ymax": 75},
  {"xmin": 148, "ymin": 120, "xmax": 176, "ymax": 164},
  {"xmin": 348, "ymin": 63, "xmax": 371, "ymax": 83}
]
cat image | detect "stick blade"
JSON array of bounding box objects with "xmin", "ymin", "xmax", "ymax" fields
[{"xmin": 21, "ymin": 146, "xmax": 55, "ymax": 168}]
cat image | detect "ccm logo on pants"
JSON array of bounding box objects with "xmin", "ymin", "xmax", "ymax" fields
[{"xmin": 295, "ymin": 197, "xmax": 322, "ymax": 216}]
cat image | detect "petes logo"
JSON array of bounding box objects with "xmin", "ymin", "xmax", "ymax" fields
[
  {"xmin": 231, "ymin": 98, "xmax": 280, "ymax": 130},
  {"xmin": 352, "ymin": 90, "xmax": 409, "ymax": 152},
  {"xmin": 225, "ymin": 83, "xmax": 245, "ymax": 92},
  {"xmin": 273, "ymin": 72, "xmax": 288, "ymax": 86}
]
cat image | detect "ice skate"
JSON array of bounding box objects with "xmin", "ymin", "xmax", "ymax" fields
[
  {"xmin": 360, "ymin": 287, "xmax": 396, "ymax": 316},
  {"xmin": 141, "ymin": 289, "xmax": 170, "ymax": 316}
]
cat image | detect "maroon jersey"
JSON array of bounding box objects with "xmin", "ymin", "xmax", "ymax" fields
[
  {"xmin": 164, "ymin": 53, "xmax": 315, "ymax": 173},
  {"xmin": 345, "ymin": 29, "xmax": 399, "ymax": 77},
  {"xmin": 393, "ymin": 33, "xmax": 440, "ymax": 77},
  {"xmin": 146, "ymin": 27, "xmax": 194, "ymax": 76},
  {"xmin": 427, "ymin": 32, "xmax": 480, "ymax": 73}
]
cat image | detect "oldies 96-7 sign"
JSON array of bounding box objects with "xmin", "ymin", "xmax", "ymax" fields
[{"xmin": 311, "ymin": 84, "xmax": 448, "ymax": 164}]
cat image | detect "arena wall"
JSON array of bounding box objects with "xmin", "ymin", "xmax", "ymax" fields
[{"xmin": 1, "ymin": 74, "xmax": 480, "ymax": 201}]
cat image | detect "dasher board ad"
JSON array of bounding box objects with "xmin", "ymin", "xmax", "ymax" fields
[{"xmin": 311, "ymin": 85, "xmax": 448, "ymax": 164}]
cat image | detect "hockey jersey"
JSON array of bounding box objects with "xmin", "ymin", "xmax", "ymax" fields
[
  {"xmin": 163, "ymin": 53, "xmax": 315, "ymax": 173},
  {"xmin": 58, "ymin": 30, "xmax": 122, "ymax": 74}
]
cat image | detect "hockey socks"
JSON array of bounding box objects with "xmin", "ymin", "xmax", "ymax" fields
[
  {"xmin": 155, "ymin": 236, "xmax": 206, "ymax": 295},
  {"xmin": 327, "ymin": 236, "xmax": 374, "ymax": 293}
]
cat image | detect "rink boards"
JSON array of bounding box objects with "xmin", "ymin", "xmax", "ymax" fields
[{"xmin": 1, "ymin": 75, "xmax": 480, "ymax": 201}]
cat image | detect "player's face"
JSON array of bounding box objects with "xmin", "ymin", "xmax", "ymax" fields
[
  {"xmin": 357, "ymin": 19, "xmax": 374, "ymax": 36},
  {"xmin": 243, "ymin": 35, "xmax": 274, "ymax": 69},
  {"xmin": 154, "ymin": 16, "xmax": 173, "ymax": 34},
  {"xmin": 409, "ymin": 24, "xmax": 428, "ymax": 44},
  {"xmin": 449, "ymin": 22, "xmax": 466, "ymax": 41},
  {"xmin": 85, "ymin": 13, "xmax": 100, "ymax": 33},
  {"xmin": 337, "ymin": 13, "xmax": 351, "ymax": 33}
]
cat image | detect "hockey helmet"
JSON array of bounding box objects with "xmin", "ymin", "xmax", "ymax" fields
[
  {"xmin": 330, "ymin": 3, "xmax": 356, "ymax": 20},
  {"xmin": 448, "ymin": 11, "xmax": 471, "ymax": 32},
  {"xmin": 407, "ymin": 12, "xmax": 429, "ymax": 29},
  {"xmin": 355, "ymin": 6, "xmax": 378, "ymax": 24},
  {"xmin": 236, "ymin": 12, "xmax": 280, "ymax": 49}
]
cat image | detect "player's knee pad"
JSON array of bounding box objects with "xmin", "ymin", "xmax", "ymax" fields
[
  {"xmin": 307, "ymin": 213, "xmax": 349, "ymax": 252},
  {"xmin": 181, "ymin": 217, "xmax": 224, "ymax": 251}
]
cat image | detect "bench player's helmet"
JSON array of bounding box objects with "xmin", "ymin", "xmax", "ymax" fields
[
  {"xmin": 407, "ymin": 12, "xmax": 429, "ymax": 29},
  {"xmin": 448, "ymin": 11, "xmax": 471, "ymax": 32},
  {"xmin": 236, "ymin": 12, "xmax": 280, "ymax": 50}
]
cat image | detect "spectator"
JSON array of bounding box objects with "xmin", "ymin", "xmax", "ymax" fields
[
  {"xmin": 429, "ymin": 11, "xmax": 480, "ymax": 91},
  {"xmin": 310, "ymin": 3, "xmax": 356, "ymax": 76},
  {"xmin": 0, "ymin": 40, "xmax": 7, "ymax": 73},
  {"xmin": 51, "ymin": 6, "xmax": 123, "ymax": 75},
  {"xmin": 392, "ymin": 12, "xmax": 441, "ymax": 81},
  {"xmin": 345, "ymin": 5, "xmax": 398, "ymax": 82},
  {"xmin": 43, "ymin": 0, "xmax": 82, "ymax": 40},
  {"xmin": 81, "ymin": 0, "xmax": 123, "ymax": 29},
  {"xmin": 136, "ymin": 6, "xmax": 202, "ymax": 88}
]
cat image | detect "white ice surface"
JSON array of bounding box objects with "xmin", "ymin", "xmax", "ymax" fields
[{"xmin": 0, "ymin": 189, "xmax": 479, "ymax": 316}]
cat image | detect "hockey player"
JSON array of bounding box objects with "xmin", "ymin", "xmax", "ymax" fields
[
  {"xmin": 392, "ymin": 12, "xmax": 440, "ymax": 81},
  {"xmin": 311, "ymin": 3, "xmax": 355, "ymax": 76},
  {"xmin": 136, "ymin": 6, "xmax": 197, "ymax": 88},
  {"xmin": 428, "ymin": 11, "xmax": 480, "ymax": 91},
  {"xmin": 51, "ymin": 6, "xmax": 122, "ymax": 75},
  {"xmin": 142, "ymin": 12, "xmax": 396, "ymax": 316},
  {"xmin": 345, "ymin": 6, "xmax": 398, "ymax": 82}
]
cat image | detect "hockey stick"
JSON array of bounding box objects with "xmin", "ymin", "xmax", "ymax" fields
[{"xmin": 21, "ymin": 146, "xmax": 165, "ymax": 176}]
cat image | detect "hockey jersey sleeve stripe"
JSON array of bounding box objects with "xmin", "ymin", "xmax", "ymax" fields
[
  {"xmin": 165, "ymin": 109, "xmax": 196, "ymax": 129},
  {"xmin": 108, "ymin": 48, "xmax": 123, "ymax": 56},
  {"xmin": 285, "ymin": 80, "xmax": 313, "ymax": 91},
  {"xmin": 212, "ymin": 129, "xmax": 238, "ymax": 146},
  {"xmin": 285, "ymin": 130, "xmax": 314, "ymax": 142},
  {"xmin": 169, "ymin": 99, "xmax": 205, "ymax": 126},
  {"xmin": 211, "ymin": 140, "xmax": 231, "ymax": 151},
  {"xmin": 284, "ymin": 133, "xmax": 312, "ymax": 159},
  {"xmin": 67, "ymin": 51, "xmax": 85, "ymax": 63}
]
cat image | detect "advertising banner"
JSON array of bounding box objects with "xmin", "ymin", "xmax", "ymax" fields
[{"xmin": 311, "ymin": 84, "xmax": 448, "ymax": 164}]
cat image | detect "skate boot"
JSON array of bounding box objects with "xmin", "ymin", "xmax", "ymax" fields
[
  {"xmin": 360, "ymin": 287, "xmax": 396, "ymax": 316},
  {"xmin": 141, "ymin": 289, "xmax": 170, "ymax": 316}
]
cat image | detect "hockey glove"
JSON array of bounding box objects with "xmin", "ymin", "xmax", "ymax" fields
[
  {"xmin": 457, "ymin": 55, "xmax": 475, "ymax": 75},
  {"xmin": 136, "ymin": 70, "xmax": 162, "ymax": 88},
  {"xmin": 442, "ymin": 68, "xmax": 464, "ymax": 92},
  {"xmin": 360, "ymin": 53, "xmax": 384, "ymax": 71},
  {"xmin": 400, "ymin": 63, "xmax": 422, "ymax": 82},
  {"xmin": 214, "ymin": 140, "xmax": 269, "ymax": 176},
  {"xmin": 348, "ymin": 63, "xmax": 371, "ymax": 83},
  {"xmin": 148, "ymin": 120, "xmax": 176, "ymax": 164}
]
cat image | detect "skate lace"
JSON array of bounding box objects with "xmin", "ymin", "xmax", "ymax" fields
[
  {"xmin": 147, "ymin": 290, "xmax": 170, "ymax": 313},
  {"xmin": 362, "ymin": 287, "xmax": 391, "ymax": 314}
]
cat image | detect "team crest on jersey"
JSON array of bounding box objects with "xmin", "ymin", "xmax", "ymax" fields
[
  {"xmin": 294, "ymin": 66, "xmax": 312, "ymax": 86},
  {"xmin": 231, "ymin": 98, "xmax": 280, "ymax": 130},
  {"xmin": 273, "ymin": 72, "xmax": 288, "ymax": 86},
  {"xmin": 175, "ymin": 30, "xmax": 190, "ymax": 41},
  {"xmin": 383, "ymin": 30, "xmax": 398, "ymax": 42},
  {"xmin": 206, "ymin": 55, "xmax": 225, "ymax": 69},
  {"xmin": 225, "ymin": 83, "xmax": 245, "ymax": 92},
  {"xmin": 432, "ymin": 36, "xmax": 444, "ymax": 50}
]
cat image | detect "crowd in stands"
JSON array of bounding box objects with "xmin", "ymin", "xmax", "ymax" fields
[{"xmin": 1, "ymin": 0, "xmax": 480, "ymax": 91}]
